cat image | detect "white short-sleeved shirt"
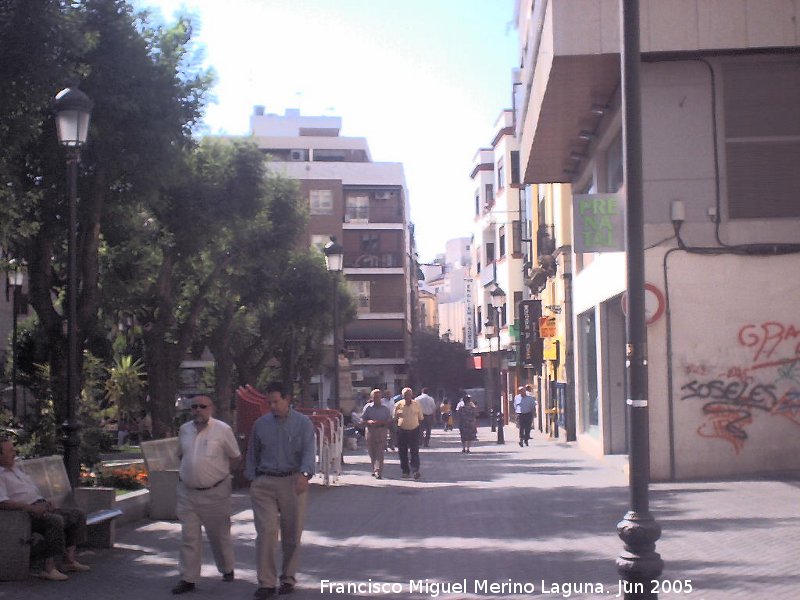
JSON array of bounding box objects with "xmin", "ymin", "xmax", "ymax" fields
[
  {"xmin": 0, "ymin": 465, "xmax": 45, "ymax": 504},
  {"xmin": 178, "ymin": 418, "xmax": 241, "ymax": 489}
]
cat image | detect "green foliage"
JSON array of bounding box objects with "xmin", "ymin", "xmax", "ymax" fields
[
  {"xmin": 105, "ymin": 355, "xmax": 147, "ymax": 414},
  {"xmin": 409, "ymin": 330, "xmax": 477, "ymax": 395}
]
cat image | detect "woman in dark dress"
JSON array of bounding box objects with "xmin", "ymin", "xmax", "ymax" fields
[{"xmin": 457, "ymin": 394, "xmax": 478, "ymax": 453}]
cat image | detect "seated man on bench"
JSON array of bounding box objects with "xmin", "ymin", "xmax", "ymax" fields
[{"xmin": 0, "ymin": 436, "xmax": 91, "ymax": 581}]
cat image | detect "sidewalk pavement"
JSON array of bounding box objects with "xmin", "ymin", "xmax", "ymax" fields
[{"xmin": 2, "ymin": 423, "xmax": 798, "ymax": 600}]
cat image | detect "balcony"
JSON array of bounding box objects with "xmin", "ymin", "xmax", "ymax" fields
[
  {"xmin": 344, "ymin": 204, "xmax": 404, "ymax": 224},
  {"xmin": 344, "ymin": 252, "xmax": 404, "ymax": 269},
  {"xmin": 479, "ymin": 261, "xmax": 497, "ymax": 288}
]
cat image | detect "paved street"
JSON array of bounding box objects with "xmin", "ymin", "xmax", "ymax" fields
[{"xmin": 2, "ymin": 423, "xmax": 799, "ymax": 599}]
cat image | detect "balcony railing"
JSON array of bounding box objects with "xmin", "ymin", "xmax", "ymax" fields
[
  {"xmin": 344, "ymin": 205, "xmax": 404, "ymax": 224},
  {"xmin": 344, "ymin": 252, "xmax": 404, "ymax": 269}
]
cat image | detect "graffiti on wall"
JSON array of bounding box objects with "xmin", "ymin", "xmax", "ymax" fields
[{"xmin": 680, "ymin": 321, "xmax": 800, "ymax": 453}]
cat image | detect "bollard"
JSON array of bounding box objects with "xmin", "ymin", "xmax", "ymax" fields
[
  {"xmin": 496, "ymin": 410, "xmax": 505, "ymax": 444},
  {"xmin": 489, "ymin": 407, "xmax": 497, "ymax": 432}
]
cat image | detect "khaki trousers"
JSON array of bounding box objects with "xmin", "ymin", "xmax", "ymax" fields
[
  {"xmin": 176, "ymin": 478, "xmax": 235, "ymax": 583},
  {"xmin": 250, "ymin": 475, "xmax": 308, "ymax": 588},
  {"xmin": 365, "ymin": 426, "xmax": 388, "ymax": 474}
]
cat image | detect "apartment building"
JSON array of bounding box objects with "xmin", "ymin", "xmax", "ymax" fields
[
  {"xmin": 515, "ymin": 0, "xmax": 800, "ymax": 479},
  {"xmin": 250, "ymin": 108, "xmax": 414, "ymax": 408},
  {"xmin": 470, "ymin": 110, "xmax": 526, "ymax": 422}
]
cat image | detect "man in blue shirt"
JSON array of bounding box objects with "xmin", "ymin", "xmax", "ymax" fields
[
  {"xmin": 246, "ymin": 382, "xmax": 316, "ymax": 598},
  {"xmin": 513, "ymin": 385, "xmax": 537, "ymax": 447}
]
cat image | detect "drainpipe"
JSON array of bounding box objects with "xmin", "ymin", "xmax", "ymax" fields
[{"xmin": 562, "ymin": 250, "xmax": 576, "ymax": 441}]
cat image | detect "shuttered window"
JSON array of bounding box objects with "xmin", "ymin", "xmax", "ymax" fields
[{"xmin": 723, "ymin": 57, "xmax": 800, "ymax": 218}]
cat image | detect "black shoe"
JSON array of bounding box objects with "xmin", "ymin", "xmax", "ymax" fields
[
  {"xmin": 222, "ymin": 571, "xmax": 235, "ymax": 582},
  {"xmin": 519, "ymin": 440, "xmax": 523, "ymax": 447},
  {"xmin": 254, "ymin": 588, "xmax": 277, "ymax": 599},
  {"xmin": 278, "ymin": 582, "xmax": 295, "ymax": 595},
  {"xmin": 171, "ymin": 580, "xmax": 196, "ymax": 595},
  {"xmin": 524, "ymin": 440, "xmax": 529, "ymax": 446}
]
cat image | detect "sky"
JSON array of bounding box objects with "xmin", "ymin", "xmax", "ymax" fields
[{"xmin": 132, "ymin": 0, "xmax": 519, "ymax": 262}]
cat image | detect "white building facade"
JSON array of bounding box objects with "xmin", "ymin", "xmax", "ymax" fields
[{"xmin": 516, "ymin": 0, "xmax": 800, "ymax": 479}]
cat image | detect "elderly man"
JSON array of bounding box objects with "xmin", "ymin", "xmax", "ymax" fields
[
  {"xmin": 414, "ymin": 387, "xmax": 437, "ymax": 447},
  {"xmin": 0, "ymin": 436, "xmax": 91, "ymax": 581},
  {"xmin": 513, "ymin": 386, "xmax": 537, "ymax": 447},
  {"xmin": 361, "ymin": 388, "xmax": 392, "ymax": 479},
  {"xmin": 171, "ymin": 395, "xmax": 241, "ymax": 595},
  {"xmin": 393, "ymin": 387, "xmax": 424, "ymax": 480}
]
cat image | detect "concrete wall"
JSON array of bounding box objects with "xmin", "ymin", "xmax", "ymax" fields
[{"xmin": 647, "ymin": 251, "xmax": 800, "ymax": 480}]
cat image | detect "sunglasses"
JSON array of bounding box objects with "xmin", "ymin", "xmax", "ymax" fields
[{"xmin": 191, "ymin": 403, "xmax": 209, "ymax": 409}]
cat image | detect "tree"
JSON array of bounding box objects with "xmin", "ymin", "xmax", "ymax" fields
[
  {"xmin": 409, "ymin": 330, "xmax": 476, "ymax": 396},
  {"xmin": 0, "ymin": 0, "xmax": 211, "ymax": 436}
]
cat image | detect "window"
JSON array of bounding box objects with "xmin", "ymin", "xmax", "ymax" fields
[
  {"xmin": 498, "ymin": 226, "xmax": 506, "ymax": 257},
  {"xmin": 723, "ymin": 57, "xmax": 800, "ymax": 218},
  {"xmin": 511, "ymin": 221, "xmax": 522, "ymax": 255},
  {"xmin": 347, "ymin": 281, "xmax": 370, "ymax": 313},
  {"xmin": 475, "ymin": 190, "xmax": 481, "ymax": 216},
  {"xmin": 310, "ymin": 189, "xmax": 333, "ymax": 215},
  {"xmin": 486, "ymin": 242, "xmax": 495, "ymax": 264},
  {"xmin": 497, "ymin": 160, "xmax": 505, "ymax": 190},
  {"xmin": 345, "ymin": 194, "xmax": 369, "ymax": 222},
  {"xmin": 310, "ymin": 234, "xmax": 333, "ymax": 252},
  {"xmin": 485, "ymin": 184, "xmax": 494, "ymax": 208},
  {"xmin": 360, "ymin": 233, "xmax": 379, "ymax": 252}
]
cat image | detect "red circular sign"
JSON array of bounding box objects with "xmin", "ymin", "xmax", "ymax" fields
[{"xmin": 620, "ymin": 283, "xmax": 666, "ymax": 325}]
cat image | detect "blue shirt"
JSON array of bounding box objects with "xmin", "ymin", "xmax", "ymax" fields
[
  {"xmin": 361, "ymin": 402, "xmax": 391, "ymax": 424},
  {"xmin": 514, "ymin": 393, "xmax": 536, "ymax": 414},
  {"xmin": 244, "ymin": 409, "xmax": 316, "ymax": 480}
]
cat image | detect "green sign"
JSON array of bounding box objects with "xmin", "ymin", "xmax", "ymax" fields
[{"xmin": 572, "ymin": 193, "xmax": 625, "ymax": 253}]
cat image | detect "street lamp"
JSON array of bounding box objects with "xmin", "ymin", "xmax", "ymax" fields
[
  {"xmin": 490, "ymin": 286, "xmax": 506, "ymax": 444},
  {"xmin": 484, "ymin": 319, "xmax": 496, "ymax": 432},
  {"xmin": 617, "ymin": 2, "xmax": 663, "ymax": 597},
  {"xmin": 54, "ymin": 86, "xmax": 93, "ymax": 489},
  {"xmin": 6, "ymin": 267, "xmax": 24, "ymax": 418},
  {"xmin": 323, "ymin": 236, "xmax": 344, "ymax": 411}
]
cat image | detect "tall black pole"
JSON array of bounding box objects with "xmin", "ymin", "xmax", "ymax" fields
[
  {"xmin": 11, "ymin": 284, "xmax": 18, "ymax": 418},
  {"xmin": 63, "ymin": 149, "xmax": 81, "ymax": 488},
  {"xmin": 616, "ymin": 1, "xmax": 663, "ymax": 597},
  {"xmin": 489, "ymin": 319, "xmax": 496, "ymax": 433},
  {"xmin": 495, "ymin": 312, "xmax": 505, "ymax": 444},
  {"xmin": 332, "ymin": 273, "xmax": 340, "ymax": 410}
]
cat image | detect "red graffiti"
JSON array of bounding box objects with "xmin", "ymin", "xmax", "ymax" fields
[{"xmin": 738, "ymin": 322, "xmax": 800, "ymax": 363}]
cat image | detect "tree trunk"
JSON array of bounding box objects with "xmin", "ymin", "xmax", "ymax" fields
[{"xmin": 143, "ymin": 329, "xmax": 181, "ymax": 438}]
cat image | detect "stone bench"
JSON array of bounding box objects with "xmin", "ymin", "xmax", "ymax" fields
[
  {"xmin": 140, "ymin": 437, "xmax": 179, "ymax": 520},
  {"xmin": 0, "ymin": 455, "xmax": 123, "ymax": 581}
]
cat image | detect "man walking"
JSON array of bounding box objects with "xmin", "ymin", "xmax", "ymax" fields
[
  {"xmin": 361, "ymin": 388, "xmax": 392, "ymax": 478},
  {"xmin": 513, "ymin": 386, "xmax": 536, "ymax": 447},
  {"xmin": 382, "ymin": 388, "xmax": 397, "ymax": 451},
  {"xmin": 246, "ymin": 382, "xmax": 316, "ymax": 598},
  {"xmin": 393, "ymin": 387, "xmax": 424, "ymax": 479},
  {"xmin": 172, "ymin": 395, "xmax": 241, "ymax": 594},
  {"xmin": 414, "ymin": 387, "xmax": 437, "ymax": 447}
]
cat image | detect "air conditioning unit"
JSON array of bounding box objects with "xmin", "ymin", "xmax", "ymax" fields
[
  {"xmin": 351, "ymin": 370, "xmax": 364, "ymax": 382},
  {"xmin": 289, "ymin": 149, "xmax": 305, "ymax": 161},
  {"xmin": 374, "ymin": 191, "xmax": 395, "ymax": 201}
]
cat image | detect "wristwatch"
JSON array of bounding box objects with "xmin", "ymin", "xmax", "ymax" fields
[{"xmin": 301, "ymin": 471, "xmax": 312, "ymax": 479}]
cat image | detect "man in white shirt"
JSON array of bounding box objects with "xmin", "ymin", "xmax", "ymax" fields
[
  {"xmin": 414, "ymin": 387, "xmax": 437, "ymax": 448},
  {"xmin": 513, "ymin": 386, "xmax": 537, "ymax": 447},
  {"xmin": 0, "ymin": 436, "xmax": 91, "ymax": 581},
  {"xmin": 172, "ymin": 396, "xmax": 241, "ymax": 595}
]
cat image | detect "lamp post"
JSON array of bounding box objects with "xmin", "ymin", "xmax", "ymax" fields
[
  {"xmin": 616, "ymin": 1, "xmax": 663, "ymax": 597},
  {"xmin": 490, "ymin": 286, "xmax": 506, "ymax": 444},
  {"xmin": 484, "ymin": 319, "xmax": 496, "ymax": 432},
  {"xmin": 54, "ymin": 86, "xmax": 93, "ymax": 489},
  {"xmin": 323, "ymin": 236, "xmax": 344, "ymax": 410},
  {"xmin": 6, "ymin": 267, "xmax": 24, "ymax": 418}
]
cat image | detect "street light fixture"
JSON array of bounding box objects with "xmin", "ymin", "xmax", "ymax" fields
[
  {"xmin": 6, "ymin": 266, "xmax": 24, "ymax": 418},
  {"xmin": 54, "ymin": 85, "xmax": 93, "ymax": 489},
  {"xmin": 489, "ymin": 286, "xmax": 506, "ymax": 443},
  {"xmin": 323, "ymin": 236, "xmax": 344, "ymax": 410}
]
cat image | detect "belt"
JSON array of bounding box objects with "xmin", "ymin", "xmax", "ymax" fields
[
  {"xmin": 258, "ymin": 470, "xmax": 297, "ymax": 478},
  {"xmin": 181, "ymin": 476, "xmax": 228, "ymax": 491}
]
